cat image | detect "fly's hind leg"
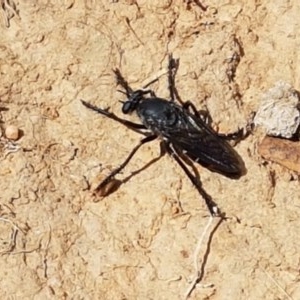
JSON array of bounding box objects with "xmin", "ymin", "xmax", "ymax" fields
[
  {"xmin": 165, "ymin": 142, "xmax": 220, "ymax": 217},
  {"xmin": 216, "ymin": 112, "xmax": 255, "ymax": 143}
]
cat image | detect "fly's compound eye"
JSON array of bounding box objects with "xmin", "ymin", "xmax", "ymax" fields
[{"xmin": 122, "ymin": 101, "xmax": 133, "ymax": 114}]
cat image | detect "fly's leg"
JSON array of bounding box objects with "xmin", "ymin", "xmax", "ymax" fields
[
  {"xmin": 168, "ymin": 54, "xmax": 181, "ymax": 103},
  {"xmin": 81, "ymin": 100, "xmax": 147, "ymax": 135},
  {"xmin": 182, "ymin": 100, "xmax": 214, "ymax": 126},
  {"xmin": 113, "ymin": 68, "xmax": 133, "ymax": 95},
  {"xmin": 217, "ymin": 129, "xmax": 245, "ymax": 140},
  {"xmin": 182, "ymin": 101, "xmax": 201, "ymax": 118},
  {"xmin": 167, "ymin": 54, "xmax": 208, "ymax": 117},
  {"xmin": 95, "ymin": 135, "xmax": 157, "ymax": 193},
  {"xmin": 198, "ymin": 110, "xmax": 253, "ymax": 143},
  {"xmin": 165, "ymin": 142, "xmax": 220, "ymax": 216},
  {"xmin": 183, "ymin": 99, "xmax": 253, "ymax": 143},
  {"xmin": 216, "ymin": 112, "xmax": 255, "ymax": 142},
  {"xmin": 114, "ymin": 68, "xmax": 159, "ymax": 96}
]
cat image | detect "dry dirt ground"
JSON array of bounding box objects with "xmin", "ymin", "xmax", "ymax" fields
[{"xmin": 0, "ymin": 1, "xmax": 300, "ymax": 299}]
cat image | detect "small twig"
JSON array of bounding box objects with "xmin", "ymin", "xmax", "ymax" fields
[
  {"xmin": 125, "ymin": 17, "xmax": 144, "ymax": 46},
  {"xmin": 141, "ymin": 68, "xmax": 169, "ymax": 89},
  {"xmin": 184, "ymin": 215, "xmax": 214, "ymax": 299},
  {"xmin": 261, "ymin": 268, "xmax": 294, "ymax": 300},
  {"xmin": 184, "ymin": 214, "xmax": 224, "ymax": 299}
]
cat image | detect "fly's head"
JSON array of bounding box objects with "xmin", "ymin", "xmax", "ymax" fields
[
  {"xmin": 121, "ymin": 89, "xmax": 150, "ymax": 115},
  {"xmin": 114, "ymin": 68, "xmax": 158, "ymax": 115}
]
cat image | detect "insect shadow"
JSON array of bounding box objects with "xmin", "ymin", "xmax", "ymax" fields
[{"xmin": 81, "ymin": 55, "xmax": 248, "ymax": 216}]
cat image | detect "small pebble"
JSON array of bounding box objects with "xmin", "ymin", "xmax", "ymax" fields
[
  {"xmin": 254, "ymin": 81, "xmax": 300, "ymax": 138},
  {"xmin": 5, "ymin": 125, "xmax": 20, "ymax": 140}
]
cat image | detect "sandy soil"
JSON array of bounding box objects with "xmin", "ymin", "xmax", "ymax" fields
[{"xmin": 0, "ymin": 1, "xmax": 300, "ymax": 299}]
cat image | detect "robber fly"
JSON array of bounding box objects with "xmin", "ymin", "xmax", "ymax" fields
[{"xmin": 81, "ymin": 55, "xmax": 246, "ymax": 216}]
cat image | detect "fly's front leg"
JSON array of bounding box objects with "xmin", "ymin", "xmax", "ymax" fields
[
  {"xmin": 114, "ymin": 68, "xmax": 158, "ymax": 97},
  {"xmin": 113, "ymin": 68, "xmax": 133, "ymax": 95},
  {"xmin": 81, "ymin": 100, "xmax": 147, "ymax": 135},
  {"xmin": 168, "ymin": 54, "xmax": 180, "ymax": 103}
]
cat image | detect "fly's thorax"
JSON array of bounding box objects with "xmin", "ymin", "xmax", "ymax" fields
[{"xmin": 136, "ymin": 98, "xmax": 178, "ymax": 131}]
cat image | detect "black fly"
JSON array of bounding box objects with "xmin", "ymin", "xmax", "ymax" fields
[{"xmin": 81, "ymin": 55, "xmax": 246, "ymax": 216}]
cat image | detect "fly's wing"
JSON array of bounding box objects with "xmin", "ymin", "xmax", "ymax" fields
[{"xmin": 164, "ymin": 114, "xmax": 244, "ymax": 177}]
